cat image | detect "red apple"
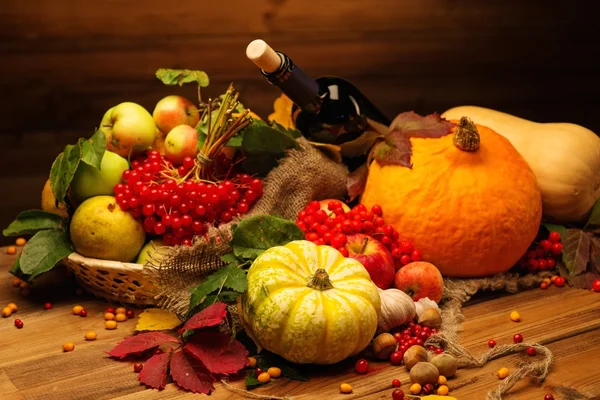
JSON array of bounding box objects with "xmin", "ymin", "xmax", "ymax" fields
[
  {"xmin": 153, "ymin": 95, "xmax": 200, "ymax": 135},
  {"xmin": 164, "ymin": 125, "xmax": 199, "ymax": 165},
  {"xmin": 319, "ymin": 199, "xmax": 351, "ymax": 215},
  {"xmin": 394, "ymin": 261, "xmax": 444, "ymax": 303},
  {"xmin": 345, "ymin": 234, "xmax": 395, "ymax": 289}
]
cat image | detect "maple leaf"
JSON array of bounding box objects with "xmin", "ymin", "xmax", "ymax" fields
[
  {"xmin": 562, "ymin": 228, "xmax": 592, "ymax": 277},
  {"xmin": 185, "ymin": 331, "xmax": 249, "ymax": 375},
  {"xmin": 169, "ymin": 350, "xmax": 216, "ymax": 394},
  {"xmin": 390, "ymin": 111, "xmax": 456, "ymax": 138},
  {"xmin": 372, "ymin": 130, "xmax": 412, "ymax": 167},
  {"xmin": 139, "ymin": 348, "xmax": 172, "ymax": 390},
  {"xmin": 347, "ymin": 163, "xmax": 369, "ymax": 201},
  {"xmin": 179, "ymin": 302, "xmax": 227, "ymax": 334},
  {"xmin": 107, "ymin": 332, "xmax": 180, "ymax": 359}
]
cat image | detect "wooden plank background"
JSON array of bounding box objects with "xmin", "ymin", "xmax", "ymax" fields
[{"xmin": 1, "ymin": 0, "xmax": 599, "ymax": 244}]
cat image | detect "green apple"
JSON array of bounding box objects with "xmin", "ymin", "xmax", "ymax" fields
[
  {"xmin": 153, "ymin": 95, "xmax": 200, "ymax": 135},
  {"xmin": 136, "ymin": 239, "xmax": 167, "ymax": 265},
  {"xmin": 70, "ymin": 150, "xmax": 130, "ymax": 202},
  {"xmin": 165, "ymin": 125, "xmax": 199, "ymax": 165},
  {"xmin": 100, "ymin": 102, "xmax": 157, "ymax": 157}
]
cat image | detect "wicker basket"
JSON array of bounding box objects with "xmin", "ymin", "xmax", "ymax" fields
[{"xmin": 62, "ymin": 253, "xmax": 161, "ymax": 306}]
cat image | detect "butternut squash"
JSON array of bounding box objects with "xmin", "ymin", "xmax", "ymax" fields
[{"xmin": 441, "ymin": 106, "xmax": 600, "ymax": 223}]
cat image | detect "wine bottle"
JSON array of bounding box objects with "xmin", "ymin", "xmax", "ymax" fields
[{"xmin": 245, "ymin": 39, "xmax": 391, "ymax": 146}]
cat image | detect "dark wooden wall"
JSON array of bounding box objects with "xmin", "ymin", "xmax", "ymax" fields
[{"xmin": 1, "ymin": 0, "xmax": 599, "ymax": 244}]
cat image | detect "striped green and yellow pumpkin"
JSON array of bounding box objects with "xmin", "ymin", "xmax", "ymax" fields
[{"xmin": 238, "ymin": 240, "xmax": 381, "ymax": 364}]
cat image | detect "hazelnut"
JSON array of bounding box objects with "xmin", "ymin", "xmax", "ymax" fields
[
  {"xmin": 371, "ymin": 333, "xmax": 398, "ymax": 360},
  {"xmin": 409, "ymin": 362, "xmax": 440, "ymax": 385},
  {"xmin": 430, "ymin": 353, "xmax": 457, "ymax": 378},
  {"xmin": 403, "ymin": 345, "xmax": 429, "ymax": 370},
  {"xmin": 418, "ymin": 308, "xmax": 442, "ymax": 329}
]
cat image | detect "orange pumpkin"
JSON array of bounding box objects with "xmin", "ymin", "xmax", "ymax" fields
[{"xmin": 360, "ymin": 117, "xmax": 542, "ymax": 278}]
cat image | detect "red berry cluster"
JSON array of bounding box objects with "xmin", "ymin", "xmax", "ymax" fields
[
  {"xmin": 518, "ymin": 231, "xmax": 562, "ymax": 273},
  {"xmin": 390, "ymin": 322, "xmax": 442, "ymax": 365},
  {"xmin": 114, "ymin": 150, "xmax": 263, "ymax": 246},
  {"xmin": 296, "ymin": 200, "xmax": 421, "ymax": 268}
]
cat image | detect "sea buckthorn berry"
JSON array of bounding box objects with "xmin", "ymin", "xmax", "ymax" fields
[
  {"xmin": 355, "ymin": 358, "xmax": 369, "ymax": 374},
  {"xmin": 2, "ymin": 307, "xmax": 12, "ymax": 317},
  {"xmin": 437, "ymin": 385, "xmax": 449, "ymax": 395},
  {"xmin": 14, "ymin": 319, "xmax": 23, "ymax": 328},
  {"xmin": 72, "ymin": 305, "xmax": 83, "ymax": 315},
  {"xmin": 513, "ymin": 333, "xmax": 524, "ymax": 343},
  {"xmin": 104, "ymin": 312, "xmax": 115, "ymax": 321},
  {"xmin": 542, "ymin": 278, "xmax": 551, "ymax": 286},
  {"xmin": 550, "ymin": 275, "xmax": 558, "ymax": 283},
  {"xmin": 105, "ymin": 320, "xmax": 117, "ymax": 330},
  {"xmin": 526, "ymin": 346, "xmax": 536, "ymax": 356},
  {"xmin": 85, "ymin": 331, "xmax": 97, "ymax": 341},
  {"xmin": 409, "ymin": 383, "xmax": 422, "ymax": 395},
  {"xmin": 548, "ymin": 231, "xmax": 561, "ymax": 243},
  {"xmin": 267, "ymin": 367, "xmax": 281, "ymax": 378},
  {"xmin": 6, "ymin": 246, "xmax": 17, "ymax": 255},
  {"xmin": 44, "ymin": 302, "xmax": 52, "ymax": 310},
  {"xmin": 7, "ymin": 303, "xmax": 17, "ymax": 312},
  {"xmin": 15, "ymin": 238, "xmax": 26, "ymax": 246},
  {"xmin": 12, "ymin": 277, "xmax": 21, "ymax": 287},
  {"xmin": 392, "ymin": 378, "xmax": 401, "ymax": 387},
  {"xmin": 510, "ymin": 311, "xmax": 521, "ymax": 322},
  {"xmin": 438, "ymin": 375, "xmax": 447, "ymax": 385},
  {"xmin": 63, "ymin": 342, "xmax": 75, "ymax": 352},
  {"xmin": 247, "ymin": 357, "xmax": 257, "ymax": 368},
  {"xmin": 554, "ymin": 276, "xmax": 565, "ymax": 287},
  {"xmin": 488, "ymin": 339, "xmax": 496, "ymax": 348},
  {"xmin": 392, "ymin": 388, "xmax": 405, "ymax": 400},
  {"xmin": 340, "ymin": 383, "xmax": 353, "ymax": 394},
  {"xmin": 115, "ymin": 307, "xmax": 126, "ymax": 314},
  {"xmin": 115, "ymin": 313, "xmax": 127, "ymax": 322},
  {"xmin": 497, "ymin": 367, "xmax": 509, "ymax": 379},
  {"xmin": 257, "ymin": 372, "xmax": 271, "ymax": 383},
  {"xmin": 79, "ymin": 309, "xmax": 88, "ymax": 318},
  {"xmin": 133, "ymin": 363, "xmax": 143, "ymax": 373}
]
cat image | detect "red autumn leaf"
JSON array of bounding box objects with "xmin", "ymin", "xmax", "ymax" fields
[
  {"xmin": 139, "ymin": 348, "xmax": 172, "ymax": 390},
  {"xmin": 372, "ymin": 131, "xmax": 412, "ymax": 167},
  {"xmin": 107, "ymin": 332, "xmax": 180, "ymax": 359},
  {"xmin": 184, "ymin": 331, "xmax": 249, "ymax": 375},
  {"xmin": 390, "ymin": 111, "xmax": 456, "ymax": 138},
  {"xmin": 347, "ymin": 163, "xmax": 369, "ymax": 201},
  {"xmin": 178, "ymin": 302, "xmax": 227, "ymax": 334},
  {"xmin": 169, "ymin": 350, "xmax": 216, "ymax": 394}
]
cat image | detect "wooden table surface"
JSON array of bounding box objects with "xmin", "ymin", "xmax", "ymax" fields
[{"xmin": 2, "ymin": 246, "xmax": 600, "ymax": 400}]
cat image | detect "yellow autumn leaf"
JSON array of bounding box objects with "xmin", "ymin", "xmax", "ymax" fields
[
  {"xmin": 135, "ymin": 308, "xmax": 183, "ymax": 332},
  {"xmin": 268, "ymin": 94, "xmax": 295, "ymax": 129}
]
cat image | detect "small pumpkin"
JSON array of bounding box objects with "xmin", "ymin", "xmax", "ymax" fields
[
  {"xmin": 239, "ymin": 240, "xmax": 381, "ymax": 364},
  {"xmin": 361, "ymin": 117, "xmax": 542, "ymax": 278},
  {"xmin": 442, "ymin": 106, "xmax": 600, "ymax": 223},
  {"xmin": 377, "ymin": 288, "xmax": 416, "ymax": 334}
]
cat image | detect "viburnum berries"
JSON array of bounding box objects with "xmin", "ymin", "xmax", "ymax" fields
[
  {"xmin": 354, "ymin": 359, "xmax": 369, "ymax": 374},
  {"xmin": 295, "ymin": 201, "xmax": 420, "ymax": 267},
  {"xmin": 115, "ymin": 150, "xmax": 263, "ymax": 246},
  {"xmin": 518, "ymin": 230, "xmax": 562, "ymax": 273},
  {"xmin": 592, "ymin": 279, "xmax": 600, "ymax": 292}
]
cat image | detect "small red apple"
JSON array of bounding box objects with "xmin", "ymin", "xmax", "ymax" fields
[
  {"xmin": 394, "ymin": 261, "xmax": 444, "ymax": 303},
  {"xmin": 164, "ymin": 125, "xmax": 199, "ymax": 165},
  {"xmin": 319, "ymin": 199, "xmax": 351, "ymax": 215},
  {"xmin": 153, "ymin": 95, "xmax": 200, "ymax": 135},
  {"xmin": 345, "ymin": 234, "xmax": 395, "ymax": 289}
]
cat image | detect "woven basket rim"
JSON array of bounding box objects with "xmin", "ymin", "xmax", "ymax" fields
[{"xmin": 66, "ymin": 252, "xmax": 145, "ymax": 272}]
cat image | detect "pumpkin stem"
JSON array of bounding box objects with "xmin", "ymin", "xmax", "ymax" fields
[
  {"xmin": 307, "ymin": 268, "xmax": 334, "ymax": 291},
  {"xmin": 453, "ymin": 116, "xmax": 480, "ymax": 151}
]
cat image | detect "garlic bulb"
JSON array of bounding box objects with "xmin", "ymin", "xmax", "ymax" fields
[
  {"xmin": 414, "ymin": 297, "xmax": 441, "ymax": 320},
  {"xmin": 377, "ymin": 288, "xmax": 416, "ymax": 333}
]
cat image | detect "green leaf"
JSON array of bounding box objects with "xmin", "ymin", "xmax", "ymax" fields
[
  {"xmin": 220, "ymin": 252, "xmax": 242, "ymax": 268},
  {"xmin": 561, "ymin": 228, "xmax": 591, "ymax": 277},
  {"xmin": 245, "ymin": 370, "xmax": 263, "ymax": 389},
  {"xmin": 8, "ymin": 253, "xmax": 29, "ymax": 281},
  {"xmin": 269, "ymin": 120, "xmax": 302, "ymax": 139},
  {"xmin": 49, "ymin": 141, "xmax": 82, "ymax": 204},
  {"xmin": 241, "ymin": 120, "xmax": 299, "ymax": 176},
  {"xmin": 188, "ymin": 264, "xmax": 247, "ymax": 312},
  {"xmin": 3, "ymin": 210, "xmax": 65, "ymax": 237},
  {"xmin": 231, "ymin": 215, "xmax": 304, "ymax": 260},
  {"xmin": 156, "ymin": 68, "xmax": 209, "ymax": 87},
  {"xmin": 584, "ymin": 198, "xmax": 600, "ymax": 229},
  {"xmin": 225, "ymin": 135, "xmax": 243, "ymax": 147},
  {"xmin": 80, "ymin": 130, "xmax": 107, "ymax": 169},
  {"xmin": 19, "ymin": 229, "xmax": 73, "ymax": 280},
  {"xmin": 542, "ymin": 223, "xmax": 567, "ymax": 239},
  {"xmin": 339, "ymin": 131, "xmax": 383, "ymax": 158},
  {"xmin": 255, "ymin": 352, "xmax": 310, "ymax": 382}
]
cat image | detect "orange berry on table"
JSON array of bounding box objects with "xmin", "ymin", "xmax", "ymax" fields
[
  {"xmin": 104, "ymin": 312, "xmax": 115, "ymax": 321},
  {"xmin": 509, "ymin": 311, "xmax": 520, "ymax": 322},
  {"xmin": 12, "ymin": 277, "xmax": 21, "ymax": 287},
  {"xmin": 438, "ymin": 375, "xmax": 447, "ymax": 385},
  {"xmin": 63, "ymin": 342, "xmax": 75, "ymax": 352},
  {"xmin": 497, "ymin": 367, "xmax": 509, "ymax": 379},
  {"xmin": 115, "ymin": 307, "xmax": 126, "ymax": 315},
  {"xmin": 409, "ymin": 383, "xmax": 422, "ymax": 395},
  {"xmin": 267, "ymin": 367, "xmax": 281, "ymax": 378},
  {"xmin": 550, "ymin": 275, "xmax": 558, "ymax": 283},
  {"xmin": 115, "ymin": 313, "xmax": 127, "ymax": 322},
  {"xmin": 2, "ymin": 307, "xmax": 12, "ymax": 317},
  {"xmin": 15, "ymin": 238, "xmax": 26, "ymax": 246},
  {"xmin": 6, "ymin": 246, "xmax": 17, "ymax": 255},
  {"xmin": 257, "ymin": 372, "xmax": 271, "ymax": 383},
  {"xmin": 542, "ymin": 278, "xmax": 551, "ymax": 286},
  {"xmin": 19, "ymin": 281, "xmax": 28, "ymax": 289},
  {"xmin": 7, "ymin": 303, "xmax": 17, "ymax": 312},
  {"xmin": 554, "ymin": 276, "xmax": 566, "ymax": 287},
  {"xmin": 247, "ymin": 357, "xmax": 257, "ymax": 368},
  {"xmin": 339, "ymin": 383, "xmax": 353, "ymax": 394},
  {"xmin": 85, "ymin": 331, "xmax": 97, "ymax": 341},
  {"xmin": 72, "ymin": 305, "xmax": 83, "ymax": 315},
  {"xmin": 105, "ymin": 320, "xmax": 117, "ymax": 330},
  {"xmin": 437, "ymin": 385, "xmax": 450, "ymax": 395}
]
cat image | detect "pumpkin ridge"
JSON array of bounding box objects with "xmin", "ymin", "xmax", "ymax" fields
[
  {"xmin": 276, "ymin": 288, "xmax": 313, "ymax": 360},
  {"xmin": 333, "ymin": 291, "xmax": 370, "ymax": 355}
]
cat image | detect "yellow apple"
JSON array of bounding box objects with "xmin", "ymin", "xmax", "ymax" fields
[
  {"xmin": 164, "ymin": 125, "xmax": 199, "ymax": 165},
  {"xmin": 100, "ymin": 102, "xmax": 157, "ymax": 157},
  {"xmin": 153, "ymin": 95, "xmax": 200, "ymax": 134}
]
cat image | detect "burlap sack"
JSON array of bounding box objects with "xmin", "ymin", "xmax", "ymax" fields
[{"xmin": 145, "ymin": 137, "xmax": 349, "ymax": 315}]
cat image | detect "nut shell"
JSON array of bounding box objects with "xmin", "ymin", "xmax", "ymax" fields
[
  {"xmin": 403, "ymin": 345, "xmax": 429, "ymax": 370},
  {"xmin": 418, "ymin": 308, "xmax": 442, "ymax": 328},
  {"xmin": 409, "ymin": 362, "xmax": 440, "ymax": 385},
  {"xmin": 371, "ymin": 333, "xmax": 398, "ymax": 360},
  {"xmin": 431, "ymin": 353, "xmax": 458, "ymax": 378}
]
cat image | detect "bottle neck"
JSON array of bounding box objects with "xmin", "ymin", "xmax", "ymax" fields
[{"xmin": 261, "ymin": 52, "xmax": 322, "ymax": 113}]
